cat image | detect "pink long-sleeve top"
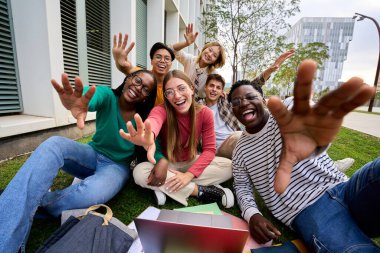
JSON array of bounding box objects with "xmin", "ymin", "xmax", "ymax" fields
[{"xmin": 148, "ymin": 104, "xmax": 216, "ymax": 177}]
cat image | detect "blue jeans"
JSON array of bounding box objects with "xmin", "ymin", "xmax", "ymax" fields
[
  {"xmin": 0, "ymin": 136, "xmax": 130, "ymax": 253},
  {"xmin": 292, "ymin": 157, "xmax": 380, "ymax": 253}
]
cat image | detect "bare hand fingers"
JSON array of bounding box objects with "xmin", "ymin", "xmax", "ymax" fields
[
  {"xmin": 73, "ymin": 76, "xmax": 84, "ymax": 98},
  {"xmin": 332, "ymin": 85, "xmax": 375, "ymax": 118},
  {"xmin": 293, "ymin": 60, "xmax": 317, "ymax": 115},
  {"xmin": 113, "ymin": 34, "xmax": 117, "ymax": 48},
  {"xmin": 134, "ymin": 114, "xmax": 145, "ymax": 135},
  {"xmin": 51, "ymin": 79, "xmax": 64, "ymax": 94},
  {"xmin": 61, "ymin": 73, "xmax": 74, "ymax": 95},
  {"xmin": 121, "ymin": 33, "xmax": 128, "ymax": 49},
  {"xmin": 144, "ymin": 119, "xmax": 154, "ymax": 145},
  {"xmin": 126, "ymin": 41, "xmax": 135, "ymax": 55},
  {"xmin": 267, "ymin": 96, "xmax": 292, "ymax": 128},
  {"xmin": 147, "ymin": 144, "xmax": 156, "ymax": 164},
  {"xmin": 82, "ymin": 85, "xmax": 95, "ymax": 105},
  {"xmin": 76, "ymin": 113, "xmax": 86, "ymax": 130},
  {"xmin": 314, "ymin": 77, "xmax": 373, "ymax": 117},
  {"xmin": 119, "ymin": 129, "xmax": 132, "ymax": 141},
  {"xmin": 126, "ymin": 121, "xmax": 137, "ymax": 137},
  {"xmin": 117, "ymin": 33, "xmax": 122, "ymax": 47}
]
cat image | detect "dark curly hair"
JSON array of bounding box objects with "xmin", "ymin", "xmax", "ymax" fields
[
  {"xmin": 227, "ymin": 79, "xmax": 264, "ymax": 103},
  {"xmin": 112, "ymin": 69, "xmax": 157, "ymax": 163}
]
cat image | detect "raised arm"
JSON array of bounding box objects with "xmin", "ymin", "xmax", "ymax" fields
[
  {"xmin": 51, "ymin": 73, "xmax": 95, "ymax": 129},
  {"xmin": 172, "ymin": 23, "xmax": 199, "ymax": 51},
  {"xmin": 256, "ymin": 49, "xmax": 295, "ymax": 84},
  {"xmin": 112, "ymin": 33, "xmax": 135, "ymax": 75},
  {"xmin": 268, "ymin": 60, "xmax": 375, "ymax": 194}
]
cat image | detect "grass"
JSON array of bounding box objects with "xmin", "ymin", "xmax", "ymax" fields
[
  {"xmin": 0, "ymin": 128, "xmax": 379, "ymax": 251},
  {"xmin": 354, "ymin": 110, "xmax": 380, "ymax": 116}
]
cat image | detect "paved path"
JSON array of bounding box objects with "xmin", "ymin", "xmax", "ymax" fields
[{"xmin": 342, "ymin": 111, "xmax": 380, "ymax": 138}]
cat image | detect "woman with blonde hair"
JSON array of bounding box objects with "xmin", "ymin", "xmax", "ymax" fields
[
  {"xmin": 120, "ymin": 70, "xmax": 234, "ymax": 207},
  {"xmin": 171, "ymin": 24, "xmax": 226, "ymax": 100}
]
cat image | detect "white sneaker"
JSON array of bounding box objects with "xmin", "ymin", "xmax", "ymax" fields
[
  {"xmin": 215, "ymin": 185, "xmax": 234, "ymax": 208},
  {"xmin": 71, "ymin": 177, "xmax": 82, "ymax": 185},
  {"xmin": 154, "ymin": 190, "xmax": 166, "ymax": 206},
  {"xmin": 334, "ymin": 158, "xmax": 355, "ymax": 173}
]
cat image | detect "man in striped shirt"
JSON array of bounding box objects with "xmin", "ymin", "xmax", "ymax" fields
[{"xmin": 229, "ymin": 60, "xmax": 380, "ymax": 252}]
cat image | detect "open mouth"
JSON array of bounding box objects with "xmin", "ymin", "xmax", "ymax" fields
[
  {"xmin": 175, "ymin": 99, "xmax": 186, "ymax": 107},
  {"xmin": 242, "ymin": 108, "xmax": 256, "ymax": 121},
  {"xmin": 157, "ymin": 64, "xmax": 166, "ymax": 71},
  {"xmin": 128, "ymin": 88, "xmax": 137, "ymax": 98}
]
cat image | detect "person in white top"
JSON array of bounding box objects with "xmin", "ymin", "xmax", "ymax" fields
[{"xmin": 171, "ymin": 24, "xmax": 226, "ymax": 100}]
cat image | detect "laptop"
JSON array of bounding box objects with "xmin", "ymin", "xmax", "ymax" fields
[{"xmin": 134, "ymin": 209, "xmax": 249, "ymax": 253}]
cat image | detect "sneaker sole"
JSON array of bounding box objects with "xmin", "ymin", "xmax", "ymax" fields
[{"xmin": 216, "ymin": 185, "xmax": 234, "ymax": 208}]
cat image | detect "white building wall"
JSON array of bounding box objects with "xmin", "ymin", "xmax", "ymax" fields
[{"xmin": 1, "ymin": 0, "xmax": 203, "ymax": 138}]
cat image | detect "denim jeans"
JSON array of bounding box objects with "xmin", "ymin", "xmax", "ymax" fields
[
  {"xmin": 0, "ymin": 136, "xmax": 130, "ymax": 253},
  {"xmin": 292, "ymin": 157, "xmax": 380, "ymax": 253}
]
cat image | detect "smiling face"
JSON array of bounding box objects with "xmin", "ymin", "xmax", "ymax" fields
[
  {"xmin": 164, "ymin": 77, "xmax": 194, "ymax": 114},
  {"xmin": 151, "ymin": 49, "xmax": 172, "ymax": 76},
  {"xmin": 205, "ymin": 79, "xmax": 224, "ymax": 105},
  {"xmin": 122, "ymin": 72, "xmax": 155, "ymax": 103},
  {"xmin": 200, "ymin": 46, "xmax": 220, "ymax": 66},
  {"xmin": 230, "ymin": 84, "xmax": 269, "ymax": 134}
]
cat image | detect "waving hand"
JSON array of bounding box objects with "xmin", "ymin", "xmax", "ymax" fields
[
  {"xmin": 268, "ymin": 60, "xmax": 375, "ymax": 194},
  {"xmin": 51, "ymin": 73, "xmax": 95, "ymax": 129}
]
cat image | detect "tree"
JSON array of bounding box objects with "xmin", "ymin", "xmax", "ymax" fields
[
  {"xmin": 201, "ymin": 0, "xmax": 300, "ymax": 83},
  {"xmin": 263, "ymin": 85, "xmax": 281, "ymax": 97},
  {"xmin": 272, "ymin": 42, "xmax": 329, "ymax": 96}
]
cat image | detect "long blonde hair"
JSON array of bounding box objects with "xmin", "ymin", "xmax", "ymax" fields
[
  {"xmin": 196, "ymin": 41, "xmax": 226, "ymax": 74},
  {"xmin": 163, "ymin": 70, "xmax": 202, "ymax": 162}
]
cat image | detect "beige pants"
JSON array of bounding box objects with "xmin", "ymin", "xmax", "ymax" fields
[
  {"xmin": 216, "ymin": 131, "xmax": 243, "ymax": 159},
  {"xmin": 133, "ymin": 156, "xmax": 232, "ymax": 206}
]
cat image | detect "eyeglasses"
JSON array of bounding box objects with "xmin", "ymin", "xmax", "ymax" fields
[
  {"xmin": 164, "ymin": 84, "xmax": 189, "ymax": 99},
  {"xmin": 231, "ymin": 93, "xmax": 260, "ymax": 107},
  {"xmin": 129, "ymin": 74, "xmax": 151, "ymax": 97},
  {"xmin": 154, "ymin": 54, "xmax": 172, "ymax": 63}
]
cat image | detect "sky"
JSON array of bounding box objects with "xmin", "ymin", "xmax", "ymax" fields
[{"xmin": 220, "ymin": 0, "xmax": 380, "ymax": 86}]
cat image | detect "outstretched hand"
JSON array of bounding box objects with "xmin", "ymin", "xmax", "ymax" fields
[
  {"xmin": 268, "ymin": 60, "xmax": 375, "ymax": 194},
  {"xmin": 269, "ymin": 49, "xmax": 295, "ymax": 72},
  {"xmin": 119, "ymin": 114, "xmax": 157, "ymax": 164},
  {"xmin": 184, "ymin": 23, "xmax": 198, "ymax": 46},
  {"xmin": 112, "ymin": 33, "xmax": 135, "ymax": 74},
  {"xmin": 51, "ymin": 73, "xmax": 95, "ymax": 129}
]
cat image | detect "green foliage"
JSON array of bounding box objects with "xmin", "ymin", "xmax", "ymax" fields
[
  {"xmin": 200, "ymin": 0, "xmax": 300, "ymax": 83},
  {"xmin": 263, "ymin": 85, "xmax": 281, "ymax": 97},
  {"xmin": 376, "ymin": 92, "xmax": 380, "ymax": 100},
  {"xmin": 272, "ymin": 42, "xmax": 329, "ymax": 95}
]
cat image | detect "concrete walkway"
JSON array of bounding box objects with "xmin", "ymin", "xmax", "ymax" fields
[{"xmin": 342, "ymin": 110, "xmax": 380, "ymax": 138}]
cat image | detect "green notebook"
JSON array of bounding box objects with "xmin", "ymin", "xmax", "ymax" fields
[{"xmin": 174, "ymin": 203, "xmax": 222, "ymax": 215}]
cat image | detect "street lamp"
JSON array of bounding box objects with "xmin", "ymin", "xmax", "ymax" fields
[{"xmin": 352, "ymin": 13, "xmax": 380, "ymax": 112}]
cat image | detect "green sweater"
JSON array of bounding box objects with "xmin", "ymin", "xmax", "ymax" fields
[{"xmin": 85, "ymin": 86, "xmax": 164, "ymax": 166}]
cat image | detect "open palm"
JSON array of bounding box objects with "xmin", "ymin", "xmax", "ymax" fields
[
  {"xmin": 268, "ymin": 60, "xmax": 375, "ymax": 194},
  {"xmin": 112, "ymin": 33, "xmax": 134, "ymax": 74},
  {"xmin": 51, "ymin": 73, "xmax": 95, "ymax": 129},
  {"xmin": 184, "ymin": 23, "xmax": 198, "ymax": 46}
]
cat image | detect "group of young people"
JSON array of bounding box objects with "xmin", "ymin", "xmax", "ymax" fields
[{"xmin": 0, "ymin": 23, "xmax": 379, "ymax": 253}]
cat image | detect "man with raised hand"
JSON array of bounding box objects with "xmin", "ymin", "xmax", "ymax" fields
[{"xmin": 229, "ymin": 60, "xmax": 379, "ymax": 252}]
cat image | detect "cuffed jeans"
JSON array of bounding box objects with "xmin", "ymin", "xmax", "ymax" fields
[
  {"xmin": 292, "ymin": 157, "xmax": 380, "ymax": 253},
  {"xmin": 0, "ymin": 136, "xmax": 130, "ymax": 253}
]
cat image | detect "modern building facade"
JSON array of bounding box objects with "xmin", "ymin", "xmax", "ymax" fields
[
  {"xmin": 0, "ymin": 0, "xmax": 206, "ymax": 159},
  {"xmin": 285, "ymin": 17, "xmax": 355, "ymax": 91}
]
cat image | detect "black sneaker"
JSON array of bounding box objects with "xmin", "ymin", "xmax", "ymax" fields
[{"xmin": 197, "ymin": 185, "xmax": 234, "ymax": 208}]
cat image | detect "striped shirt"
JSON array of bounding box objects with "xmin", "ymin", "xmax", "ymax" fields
[{"xmin": 232, "ymin": 113, "xmax": 348, "ymax": 226}]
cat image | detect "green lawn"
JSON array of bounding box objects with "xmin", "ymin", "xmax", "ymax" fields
[{"xmin": 0, "ymin": 128, "xmax": 379, "ymax": 251}]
